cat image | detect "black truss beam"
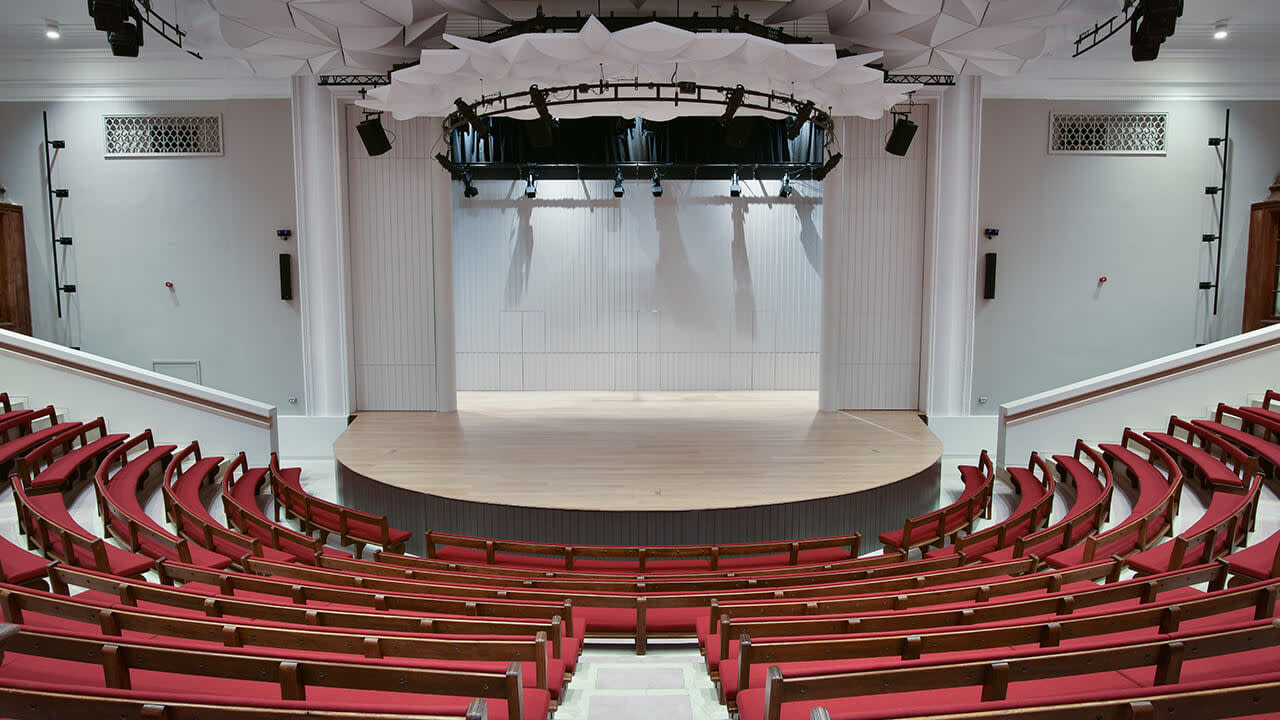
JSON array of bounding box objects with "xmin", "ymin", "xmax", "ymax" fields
[{"xmin": 475, "ymin": 6, "xmax": 812, "ymax": 44}]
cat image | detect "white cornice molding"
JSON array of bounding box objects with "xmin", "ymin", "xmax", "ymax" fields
[{"xmin": 0, "ymin": 77, "xmax": 291, "ymax": 101}]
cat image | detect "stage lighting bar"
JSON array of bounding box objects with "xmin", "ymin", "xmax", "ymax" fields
[{"xmin": 454, "ymin": 98, "xmax": 491, "ymax": 138}]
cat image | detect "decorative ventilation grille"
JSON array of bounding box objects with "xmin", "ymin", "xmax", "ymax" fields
[
  {"xmin": 103, "ymin": 115, "xmax": 223, "ymax": 157},
  {"xmin": 1049, "ymin": 112, "xmax": 1166, "ymax": 155}
]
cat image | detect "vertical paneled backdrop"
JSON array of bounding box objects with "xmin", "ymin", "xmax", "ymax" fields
[
  {"xmin": 343, "ymin": 112, "xmax": 930, "ymax": 407},
  {"xmin": 345, "ymin": 108, "xmax": 446, "ymax": 409},
  {"xmin": 453, "ymin": 179, "xmax": 823, "ymax": 390},
  {"xmin": 823, "ymin": 111, "xmax": 930, "ymax": 409}
]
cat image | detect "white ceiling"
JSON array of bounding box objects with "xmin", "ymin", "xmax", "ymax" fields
[{"xmin": 2, "ymin": 0, "xmax": 1279, "ymax": 100}]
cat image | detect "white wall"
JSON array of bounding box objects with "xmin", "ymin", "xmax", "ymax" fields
[
  {"xmin": 344, "ymin": 107, "xmax": 454, "ymax": 410},
  {"xmin": 0, "ymin": 99, "xmax": 304, "ymax": 414},
  {"xmin": 823, "ymin": 111, "xmax": 931, "ymax": 409},
  {"xmin": 973, "ymin": 99, "xmax": 1280, "ymax": 415},
  {"xmin": 453, "ymin": 178, "xmax": 822, "ymax": 391}
]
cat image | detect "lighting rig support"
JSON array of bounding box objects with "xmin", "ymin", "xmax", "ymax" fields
[
  {"xmin": 43, "ymin": 111, "xmax": 74, "ymax": 320},
  {"xmin": 88, "ymin": 0, "xmax": 201, "ymax": 58},
  {"xmin": 1204, "ymin": 108, "xmax": 1231, "ymax": 315}
]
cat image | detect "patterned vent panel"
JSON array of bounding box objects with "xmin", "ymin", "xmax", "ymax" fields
[
  {"xmin": 103, "ymin": 115, "xmax": 223, "ymax": 157},
  {"xmin": 1049, "ymin": 112, "xmax": 1166, "ymax": 155}
]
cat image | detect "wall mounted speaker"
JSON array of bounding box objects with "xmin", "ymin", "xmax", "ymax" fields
[
  {"xmin": 279, "ymin": 253, "xmax": 293, "ymax": 301},
  {"xmin": 983, "ymin": 252, "xmax": 997, "ymax": 300},
  {"xmin": 357, "ymin": 116, "xmax": 392, "ymax": 156},
  {"xmin": 885, "ymin": 117, "xmax": 918, "ymax": 156}
]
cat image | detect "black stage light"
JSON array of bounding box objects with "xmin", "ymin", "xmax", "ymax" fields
[
  {"xmin": 814, "ymin": 152, "xmax": 843, "ymax": 181},
  {"xmin": 729, "ymin": 170, "xmax": 741, "ymax": 198},
  {"xmin": 108, "ymin": 17, "xmax": 142, "ymax": 57},
  {"xmin": 525, "ymin": 172, "xmax": 536, "ymax": 199},
  {"xmin": 885, "ymin": 117, "xmax": 918, "ymax": 156},
  {"xmin": 90, "ymin": 0, "xmax": 132, "ymax": 32},
  {"xmin": 778, "ymin": 173, "xmax": 792, "ymax": 198},
  {"xmin": 528, "ymin": 85, "xmax": 556, "ymax": 148},
  {"xmin": 462, "ymin": 171, "xmax": 479, "ymax": 198},
  {"xmin": 454, "ymin": 98, "xmax": 490, "ymax": 138},
  {"xmin": 721, "ymin": 85, "xmax": 745, "ymax": 123},
  {"xmin": 651, "ymin": 170, "xmax": 663, "ymax": 197},
  {"xmin": 786, "ymin": 101, "xmax": 814, "ymax": 141},
  {"xmin": 357, "ymin": 115, "xmax": 393, "ymax": 156},
  {"xmin": 613, "ymin": 169, "xmax": 625, "ymax": 198}
]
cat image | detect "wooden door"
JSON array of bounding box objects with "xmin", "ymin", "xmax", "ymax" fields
[
  {"xmin": 0, "ymin": 204, "xmax": 32, "ymax": 336},
  {"xmin": 1243, "ymin": 193, "xmax": 1280, "ymax": 334}
]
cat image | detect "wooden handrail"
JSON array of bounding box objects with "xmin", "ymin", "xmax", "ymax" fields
[{"xmin": 0, "ymin": 329, "xmax": 273, "ymax": 428}]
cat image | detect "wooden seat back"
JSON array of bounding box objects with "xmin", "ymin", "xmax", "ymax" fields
[
  {"xmin": 268, "ymin": 454, "xmax": 407, "ymax": 554},
  {"xmin": 222, "ymin": 452, "xmax": 327, "ymax": 564}
]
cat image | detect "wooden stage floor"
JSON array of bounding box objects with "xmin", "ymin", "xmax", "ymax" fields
[{"xmin": 334, "ymin": 392, "xmax": 943, "ymax": 548}]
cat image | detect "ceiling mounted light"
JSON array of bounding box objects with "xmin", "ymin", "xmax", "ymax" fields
[
  {"xmin": 721, "ymin": 85, "xmax": 745, "ymax": 124},
  {"xmin": 108, "ymin": 17, "xmax": 142, "ymax": 57},
  {"xmin": 462, "ymin": 171, "xmax": 479, "ymax": 198},
  {"xmin": 786, "ymin": 101, "xmax": 814, "ymax": 141},
  {"xmin": 1213, "ymin": 19, "xmax": 1229, "ymax": 39},
  {"xmin": 45, "ymin": 19, "xmax": 61, "ymax": 40},
  {"xmin": 613, "ymin": 169, "xmax": 625, "ymax": 198},
  {"xmin": 778, "ymin": 173, "xmax": 792, "ymax": 199},
  {"xmin": 651, "ymin": 170, "xmax": 663, "ymax": 198},
  {"xmin": 524, "ymin": 171, "xmax": 536, "ymax": 199},
  {"xmin": 729, "ymin": 170, "xmax": 741, "ymax": 198}
]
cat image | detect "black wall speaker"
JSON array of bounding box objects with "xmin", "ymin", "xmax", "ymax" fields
[
  {"xmin": 885, "ymin": 117, "xmax": 919, "ymax": 157},
  {"xmin": 357, "ymin": 116, "xmax": 392, "ymax": 156},
  {"xmin": 279, "ymin": 253, "xmax": 293, "ymax": 301},
  {"xmin": 983, "ymin": 252, "xmax": 997, "ymax": 299}
]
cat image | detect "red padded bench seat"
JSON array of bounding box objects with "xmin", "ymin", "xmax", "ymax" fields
[
  {"xmin": 0, "ymin": 534, "xmax": 50, "ymax": 587},
  {"xmin": 1226, "ymin": 528, "xmax": 1280, "ymax": 581},
  {"xmin": 1127, "ymin": 472, "xmax": 1261, "ymax": 575},
  {"xmin": 16, "ymin": 485, "xmax": 153, "ymax": 577},
  {"xmin": 0, "ymin": 407, "xmax": 80, "ymax": 478},
  {"xmin": 166, "ymin": 447, "xmax": 295, "ymax": 564},
  {"xmin": 980, "ymin": 450, "xmax": 1108, "ymax": 563},
  {"xmin": 926, "ymin": 456, "xmax": 1050, "ymax": 559},
  {"xmin": 16, "ymin": 417, "xmax": 128, "ymax": 495},
  {"xmin": 271, "ymin": 458, "xmax": 411, "ymax": 554},
  {"xmin": 98, "ymin": 435, "xmax": 234, "ymax": 570},
  {"xmin": 878, "ymin": 452, "xmax": 993, "ymax": 552},
  {"xmin": 225, "ymin": 460, "xmax": 351, "ymax": 562}
]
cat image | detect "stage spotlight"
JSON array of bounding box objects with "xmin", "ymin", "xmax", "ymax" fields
[
  {"xmin": 1214, "ymin": 19, "xmax": 1229, "ymax": 39},
  {"xmin": 786, "ymin": 101, "xmax": 814, "ymax": 141},
  {"xmin": 651, "ymin": 170, "xmax": 663, "ymax": 198},
  {"xmin": 108, "ymin": 17, "xmax": 142, "ymax": 57},
  {"xmin": 462, "ymin": 171, "xmax": 479, "ymax": 198},
  {"xmin": 778, "ymin": 173, "xmax": 792, "ymax": 198},
  {"xmin": 814, "ymin": 152, "xmax": 843, "ymax": 181},
  {"xmin": 528, "ymin": 84, "xmax": 557, "ymax": 148},
  {"xmin": 525, "ymin": 171, "xmax": 536, "ymax": 199},
  {"xmin": 45, "ymin": 20, "xmax": 61, "ymax": 39},
  {"xmin": 729, "ymin": 170, "xmax": 741, "ymax": 198},
  {"xmin": 89, "ymin": 0, "xmax": 131, "ymax": 32},
  {"xmin": 885, "ymin": 116, "xmax": 918, "ymax": 156},
  {"xmin": 721, "ymin": 85, "xmax": 745, "ymax": 123},
  {"xmin": 613, "ymin": 169, "xmax": 625, "ymax": 198},
  {"xmin": 453, "ymin": 98, "xmax": 490, "ymax": 138},
  {"xmin": 357, "ymin": 114, "xmax": 393, "ymax": 156}
]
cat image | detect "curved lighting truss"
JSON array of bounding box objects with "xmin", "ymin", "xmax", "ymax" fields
[{"xmin": 443, "ymin": 81, "xmax": 833, "ymax": 138}]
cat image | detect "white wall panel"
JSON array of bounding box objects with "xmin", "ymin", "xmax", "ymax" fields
[
  {"xmin": 823, "ymin": 112, "xmax": 931, "ymax": 409},
  {"xmin": 345, "ymin": 107, "xmax": 448, "ymax": 410},
  {"xmin": 453, "ymin": 181, "xmax": 824, "ymax": 390}
]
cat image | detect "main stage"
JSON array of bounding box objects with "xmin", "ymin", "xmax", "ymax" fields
[{"xmin": 334, "ymin": 392, "xmax": 942, "ymax": 554}]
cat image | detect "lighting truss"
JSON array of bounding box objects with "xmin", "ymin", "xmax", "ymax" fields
[
  {"xmin": 1073, "ymin": 0, "xmax": 1140, "ymax": 57},
  {"xmin": 431, "ymin": 162, "xmax": 833, "ymax": 183},
  {"xmin": 130, "ymin": 0, "xmax": 201, "ymax": 58},
  {"xmin": 883, "ymin": 73, "xmax": 955, "ymax": 86},
  {"xmin": 317, "ymin": 74, "xmax": 392, "ymax": 87},
  {"xmin": 442, "ymin": 81, "xmax": 833, "ymax": 138}
]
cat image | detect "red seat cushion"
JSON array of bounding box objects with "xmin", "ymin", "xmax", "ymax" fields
[
  {"xmin": 171, "ymin": 458, "xmax": 295, "ymax": 563},
  {"xmin": 1146, "ymin": 431, "xmax": 1244, "ymax": 489},
  {"xmin": 1194, "ymin": 419, "xmax": 1280, "ymax": 470},
  {"xmin": 24, "ymin": 493, "xmax": 154, "ymax": 577},
  {"xmin": 1226, "ymin": 528, "xmax": 1280, "ymax": 580},
  {"xmin": 228, "ymin": 468, "xmax": 353, "ymax": 562},
  {"xmin": 29, "ymin": 432, "xmax": 130, "ymax": 489},
  {"xmin": 0, "ymin": 422, "xmax": 81, "ymax": 470},
  {"xmin": 1126, "ymin": 482, "xmax": 1254, "ymax": 575},
  {"xmin": 0, "ymin": 534, "xmax": 49, "ymax": 585},
  {"xmin": 880, "ymin": 464, "xmax": 988, "ymax": 547}
]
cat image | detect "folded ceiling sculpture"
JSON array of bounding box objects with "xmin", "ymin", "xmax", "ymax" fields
[
  {"xmin": 192, "ymin": 0, "xmax": 511, "ymax": 75},
  {"xmin": 360, "ymin": 17, "xmax": 914, "ymax": 121},
  {"xmin": 764, "ymin": 0, "xmax": 1116, "ymax": 75}
]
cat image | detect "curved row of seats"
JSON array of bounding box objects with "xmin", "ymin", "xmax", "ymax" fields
[{"xmin": 0, "ymin": 388, "xmax": 1278, "ymax": 719}]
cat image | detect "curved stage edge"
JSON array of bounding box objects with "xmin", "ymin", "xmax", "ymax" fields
[{"xmin": 337, "ymin": 460, "xmax": 941, "ymax": 556}]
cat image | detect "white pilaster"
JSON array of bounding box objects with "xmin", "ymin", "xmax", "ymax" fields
[
  {"xmin": 818, "ymin": 118, "xmax": 847, "ymax": 411},
  {"xmin": 924, "ymin": 75, "xmax": 982, "ymax": 420},
  {"xmin": 290, "ymin": 77, "xmax": 351, "ymax": 420},
  {"xmin": 429, "ymin": 118, "xmax": 457, "ymax": 412}
]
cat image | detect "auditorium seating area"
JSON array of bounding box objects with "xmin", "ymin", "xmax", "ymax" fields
[{"xmin": 0, "ymin": 388, "xmax": 1278, "ymax": 719}]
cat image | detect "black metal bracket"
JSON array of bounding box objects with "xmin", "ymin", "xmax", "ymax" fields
[
  {"xmin": 1074, "ymin": 0, "xmax": 1139, "ymax": 57},
  {"xmin": 134, "ymin": 0, "xmax": 202, "ymax": 59},
  {"xmin": 474, "ymin": 7, "xmax": 812, "ymax": 45},
  {"xmin": 43, "ymin": 110, "xmax": 72, "ymax": 319},
  {"xmin": 1206, "ymin": 108, "xmax": 1230, "ymax": 315}
]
